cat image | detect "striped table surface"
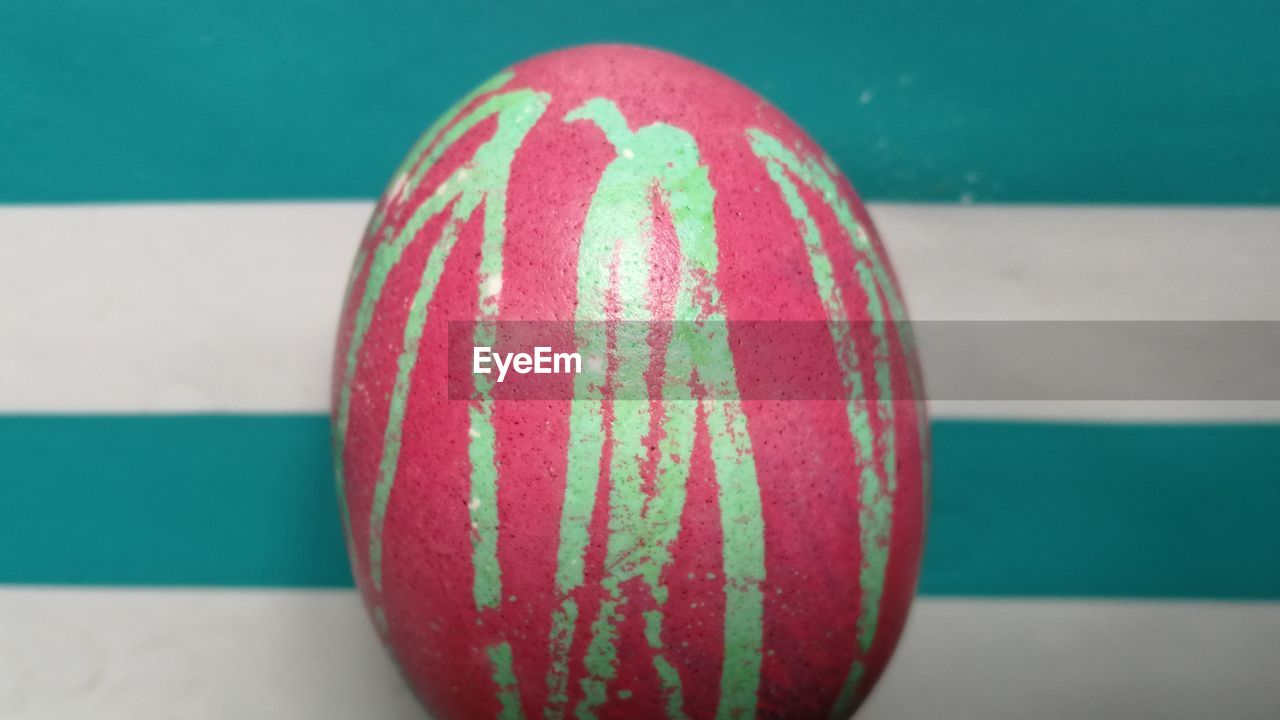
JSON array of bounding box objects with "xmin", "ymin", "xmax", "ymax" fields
[
  {"xmin": 3, "ymin": 203, "xmax": 1278, "ymax": 718},
  {"xmin": 5, "ymin": 2, "xmax": 1280, "ymax": 717},
  {"xmin": 1, "ymin": 589, "xmax": 1275, "ymax": 720}
]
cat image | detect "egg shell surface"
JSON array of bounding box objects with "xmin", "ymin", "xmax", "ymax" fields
[{"xmin": 332, "ymin": 44, "xmax": 927, "ymax": 720}]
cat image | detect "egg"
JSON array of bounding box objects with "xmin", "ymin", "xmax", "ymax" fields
[{"xmin": 332, "ymin": 44, "xmax": 927, "ymax": 719}]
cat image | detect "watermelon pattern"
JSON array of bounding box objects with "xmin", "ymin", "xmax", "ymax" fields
[{"xmin": 332, "ymin": 45, "xmax": 927, "ymax": 720}]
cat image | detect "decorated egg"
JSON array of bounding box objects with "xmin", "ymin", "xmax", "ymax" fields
[{"xmin": 332, "ymin": 44, "xmax": 927, "ymax": 719}]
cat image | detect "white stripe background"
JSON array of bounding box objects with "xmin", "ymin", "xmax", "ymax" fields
[
  {"xmin": 4, "ymin": 203, "xmax": 1278, "ymax": 418},
  {"xmin": 3, "ymin": 203, "xmax": 1278, "ymax": 718}
]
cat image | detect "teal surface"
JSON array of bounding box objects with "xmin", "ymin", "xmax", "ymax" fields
[
  {"xmin": 2, "ymin": 415, "xmax": 1277, "ymax": 596},
  {"xmin": 3, "ymin": 1, "xmax": 1278, "ymax": 204}
]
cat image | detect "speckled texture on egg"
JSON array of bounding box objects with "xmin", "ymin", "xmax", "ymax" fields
[{"xmin": 331, "ymin": 44, "xmax": 927, "ymax": 720}]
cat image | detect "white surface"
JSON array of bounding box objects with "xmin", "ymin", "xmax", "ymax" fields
[
  {"xmin": 862, "ymin": 598, "xmax": 1280, "ymax": 720},
  {"xmin": 2, "ymin": 202, "xmax": 1277, "ymax": 418},
  {"xmin": 873, "ymin": 204, "xmax": 1280, "ymax": 322},
  {"xmin": 0, "ymin": 203, "xmax": 360, "ymax": 414},
  {"xmin": 0, "ymin": 588, "xmax": 1276, "ymax": 719},
  {"xmin": 0, "ymin": 588, "xmax": 422, "ymax": 720}
]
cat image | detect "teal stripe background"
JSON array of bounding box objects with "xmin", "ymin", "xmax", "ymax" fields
[
  {"xmin": 3, "ymin": 1, "xmax": 1278, "ymax": 204},
  {"xmin": 2, "ymin": 415, "xmax": 1277, "ymax": 597}
]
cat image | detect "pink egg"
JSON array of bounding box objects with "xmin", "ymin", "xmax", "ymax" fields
[{"xmin": 332, "ymin": 44, "xmax": 927, "ymax": 719}]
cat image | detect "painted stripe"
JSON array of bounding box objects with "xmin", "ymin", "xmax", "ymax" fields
[
  {"xmin": 3, "ymin": 203, "xmax": 1276, "ymax": 419},
  {"xmin": 552, "ymin": 98, "xmax": 766, "ymax": 719},
  {"xmin": 329, "ymin": 82, "xmax": 553, "ymax": 719},
  {"xmin": 2, "ymin": 415, "xmax": 1277, "ymax": 597},
  {"xmin": 1, "ymin": 588, "xmax": 1276, "ymax": 719},
  {"xmin": 363, "ymin": 211, "xmax": 465, "ymax": 591},
  {"xmin": 335, "ymin": 70, "xmax": 523, "ymax": 595},
  {"xmin": 749, "ymin": 128, "xmax": 902, "ymax": 716},
  {"xmin": 335, "ymin": 82, "xmax": 549, "ymax": 608},
  {"xmin": 542, "ymin": 101, "xmax": 619, "ymax": 720},
  {"xmin": 5, "ymin": 3, "xmax": 1278, "ymax": 204},
  {"xmin": 564, "ymin": 98, "xmax": 670, "ymax": 719},
  {"xmin": 752, "ymin": 133, "xmax": 888, "ymax": 634},
  {"xmin": 488, "ymin": 642, "xmax": 526, "ymax": 720}
]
